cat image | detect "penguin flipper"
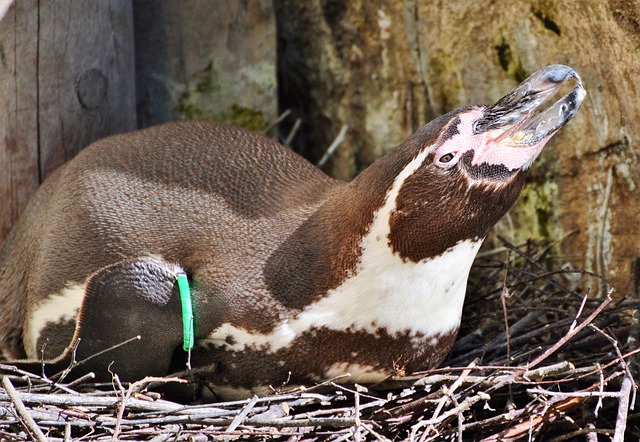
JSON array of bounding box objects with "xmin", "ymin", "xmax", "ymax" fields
[{"xmin": 5, "ymin": 258, "xmax": 187, "ymax": 383}]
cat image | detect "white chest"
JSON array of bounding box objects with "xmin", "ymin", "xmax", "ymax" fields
[{"xmin": 301, "ymin": 236, "xmax": 483, "ymax": 337}]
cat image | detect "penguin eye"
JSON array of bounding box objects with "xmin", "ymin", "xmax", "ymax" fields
[
  {"xmin": 439, "ymin": 153, "xmax": 455, "ymax": 163},
  {"xmin": 434, "ymin": 151, "xmax": 460, "ymax": 170}
]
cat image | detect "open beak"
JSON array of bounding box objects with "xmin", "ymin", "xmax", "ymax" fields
[{"xmin": 473, "ymin": 65, "xmax": 586, "ymax": 147}]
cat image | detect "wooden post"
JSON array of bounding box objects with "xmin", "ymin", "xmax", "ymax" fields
[{"xmin": 0, "ymin": 0, "xmax": 136, "ymax": 244}]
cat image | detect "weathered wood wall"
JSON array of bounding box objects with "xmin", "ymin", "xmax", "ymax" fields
[
  {"xmin": 0, "ymin": 0, "xmax": 276, "ymax": 246},
  {"xmin": 275, "ymin": 0, "xmax": 640, "ymax": 293},
  {"xmin": 0, "ymin": 0, "xmax": 136, "ymax": 243}
]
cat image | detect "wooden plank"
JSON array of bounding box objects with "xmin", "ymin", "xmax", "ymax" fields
[
  {"xmin": 0, "ymin": 0, "xmax": 40, "ymax": 243},
  {"xmin": 37, "ymin": 0, "xmax": 136, "ymax": 178},
  {"xmin": 0, "ymin": 0, "xmax": 136, "ymax": 243}
]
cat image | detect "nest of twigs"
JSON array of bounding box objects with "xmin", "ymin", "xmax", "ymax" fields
[{"xmin": 1, "ymin": 238, "xmax": 639, "ymax": 441}]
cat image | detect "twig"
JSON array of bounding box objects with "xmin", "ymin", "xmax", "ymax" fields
[
  {"xmin": 354, "ymin": 384, "xmax": 362, "ymax": 427},
  {"xmin": 284, "ymin": 118, "xmax": 302, "ymax": 146},
  {"xmin": 57, "ymin": 372, "xmax": 96, "ymax": 391},
  {"xmin": 329, "ymin": 382, "xmax": 383, "ymax": 401},
  {"xmin": 586, "ymin": 423, "xmax": 601, "ymax": 442},
  {"xmin": 455, "ymin": 397, "xmax": 464, "ymax": 442},
  {"xmin": 2, "ymin": 376, "xmax": 48, "ymax": 442},
  {"xmin": 0, "ymin": 363, "xmax": 81, "ymax": 396},
  {"xmin": 0, "ymin": 391, "xmax": 185, "ymax": 412},
  {"xmin": 430, "ymin": 360, "xmax": 477, "ymax": 423},
  {"xmin": 112, "ymin": 373, "xmax": 127, "ymax": 440},
  {"xmin": 263, "ymin": 109, "xmax": 291, "ymax": 133},
  {"xmin": 589, "ymin": 324, "xmax": 638, "ymax": 408},
  {"xmin": 595, "ymin": 363, "xmax": 605, "ymax": 416},
  {"xmin": 549, "ymin": 426, "xmax": 613, "ymax": 442},
  {"xmin": 64, "ymin": 422, "xmax": 72, "ymax": 442},
  {"xmin": 475, "ymin": 242, "xmax": 527, "ymax": 258},
  {"xmin": 55, "ymin": 337, "xmax": 82, "ymax": 384},
  {"xmin": 410, "ymin": 392, "xmax": 490, "ymax": 440},
  {"xmin": 612, "ymin": 375, "xmax": 633, "ymax": 442},
  {"xmin": 501, "ymin": 251, "xmax": 513, "ymax": 365},
  {"xmin": 353, "ymin": 385, "xmax": 363, "ymax": 441},
  {"xmin": 527, "ymin": 388, "xmax": 626, "ymax": 399},
  {"xmin": 288, "ymin": 373, "xmax": 352, "ymax": 394},
  {"xmin": 497, "ymin": 235, "xmax": 583, "ymax": 297},
  {"xmin": 627, "ymin": 257, "xmax": 640, "ymax": 381},
  {"xmin": 522, "ymin": 290, "xmax": 613, "ymax": 372},
  {"xmin": 226, "ymin": 395, "xmax": 259, "ymax": 432},
  {"xmin": 52, "ymin": 335, "xmax": 142, "ymax": 380},
  {"xmin": 113, "ymin": 376, "xmax": 184, "ymax": 440},
  {"xmin": 528, "ymin": 348, "xmax": 640, "ymax": 387},
  {"xmin": 361, "ymin": 422, "xmax": 392, "ymax": 442},
  {"xmin": 521, "ymin": 361, "xmax": 576, "ymax": 381},
  {"xmin": 569, "ymin": 292, "xmax": 590, "ymax": 333},
  {"xmin": 317, "ymin": 124, "xmax": 349, "ymax": 167}
]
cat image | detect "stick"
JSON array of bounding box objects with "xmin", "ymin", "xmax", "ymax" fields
[
  {"xmin": 64, "ymin": 422, "xmax": 72, "ymax": 442},
  {"xmin": 113, "ymin": 376, "xmax": 183, "ymax": 440},
  {"xmin": 360, "ymin": 423, "xmax": 392, "ymax": 442},
  {"xmin": 0, "ymin": 391, "xmax": 185, "ymax": 412},
  {"xmin": 2, "ymin": 376, "xmax": 48, "ymax": 442},
  {"xmin": 112, "ymin": 373, "xmax": 127, "ymax": 440},
  {"xmin": 263, "ymin": 109, "xmax": 291, "ymax": 133},
  {"xmin": 595, "ymin": 363, "xmax": 604, "ymax": 417},
  {"xmin": 58, "ymin": 372, "xmax": 96, "ymax": 391},
  {"xmin": 410, "ymin": 392, "xmax": 490, "ymax": 440},
  {"xmin": 317, "ymin": 124, "xmax": 349, "ymax": 167},
  {"xmin": 569, "ymin": 293, "xmax": 589, "ymax": 333},
  {"xmin": 430, "ymin": 360, "xmax": 477, "ymax": 423},
  {"xmin": 226, "ymin": 395, "xmax": 259, "ymax": 432},
  {"xmin": 354, "ymin": 385, "xmax": 362, "ymax": 428},
  {"xmin": 501, "ymin": 252, "xmax": 513, "ymax": 365},
  {"xmin": 589, "ymin": 324, "xmax": 638, "ymax": 408},
  {"xmin": 612, "ymin": 375, "xmax": 632, "ymax": 442},
  {"xmin": 52, "ymin": 335, "xmax": 142, "ymax": 381},
  {"xmin": 521, "ymin": 361, "xmax": 576, "ymax": 381},
  {"xmin": 527, "ymin": 388, "xmax": 625, "ymax": 399},
  {"xmin": 284, "ymin": 118, "xmax": 302, "ymax": 146},
  {"xmin": 522, "ymin": 291, "xmax": 613, "ymax": 372},
  {"xmin": 0, "ymin": 364, "xmax": 81, "ymax": 396}
]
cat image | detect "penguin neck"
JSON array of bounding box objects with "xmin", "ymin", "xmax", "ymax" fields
[
  {"xmin": 263, "ymin": 144, "xmax": 437, "ymax": 309},
  {"xmin": 263, "ymin": 147, "xmax": 484, "ymax": 339},
  {"xmin": 264, "ymin": 133, "xmax": 527, "ymax": 313}
]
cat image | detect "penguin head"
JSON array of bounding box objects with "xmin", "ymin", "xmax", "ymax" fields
[
  {"xmin": 430, "ymin": 64, "xmax": 585, "ymax": 185},
  {"xmin": 381, "ymin": 65, "xmax": 585, "ymax": 262}
]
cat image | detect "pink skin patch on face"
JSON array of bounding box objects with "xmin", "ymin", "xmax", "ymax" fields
[{"xmin": 435, "ymin": 110, "xmax": 551, "ymax": 172}]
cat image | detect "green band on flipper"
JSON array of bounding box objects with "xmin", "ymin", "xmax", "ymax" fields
[{"xmin": 177, "ymin": 273, "xmax": 194, "ymax": 351}]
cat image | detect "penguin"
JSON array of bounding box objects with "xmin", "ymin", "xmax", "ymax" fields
[{"xmin": 0, "ymin": 65, "xmax": 585, "ymax": 398}]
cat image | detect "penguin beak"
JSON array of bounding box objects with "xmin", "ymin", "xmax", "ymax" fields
[{"xmin": 473, "ymin": 65, "xmax": 586, "ymax": 147}]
